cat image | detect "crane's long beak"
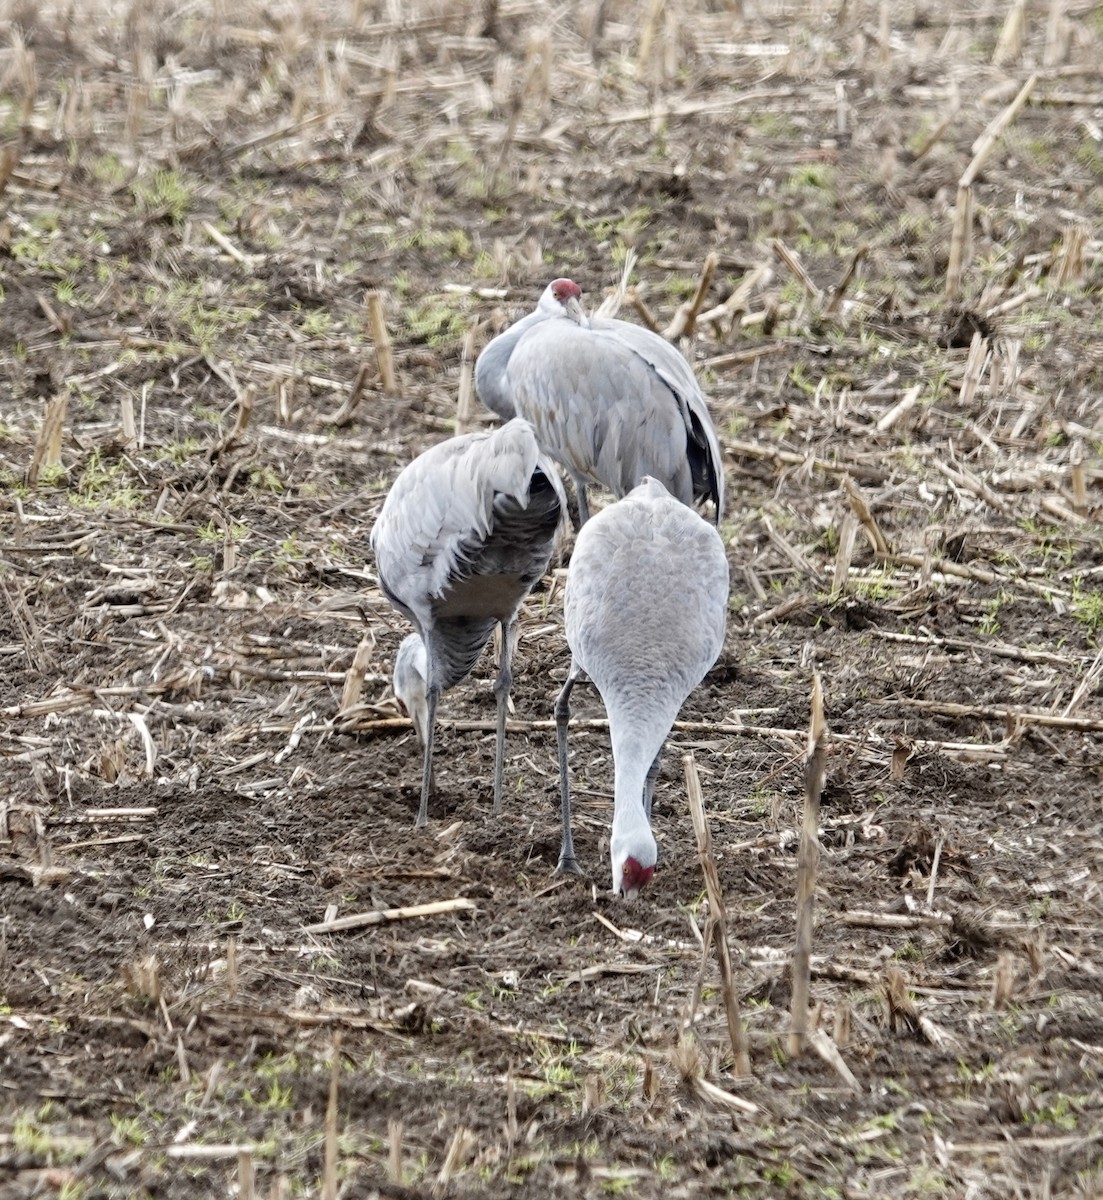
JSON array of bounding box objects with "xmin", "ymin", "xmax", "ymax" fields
[{"xmin": 564, "ymin": 296, "xmax": 588, "ymax": 327}]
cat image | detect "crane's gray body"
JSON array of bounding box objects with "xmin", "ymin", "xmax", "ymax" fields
[
  {"xmin": 474, "ymin": 282, "xmax": 725, "ymax": 524},
  {"xmin": 555, "ymin": 477, "xmax": 729, "ymax": 895},
  {"xmin": 370, "ymin": 418, "xmax": 564, "ymax": 825}
]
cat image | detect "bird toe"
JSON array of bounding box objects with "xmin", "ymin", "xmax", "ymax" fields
[{"xmin": 554, "ymin": 856, "xmax": 586, "ymax": 879}]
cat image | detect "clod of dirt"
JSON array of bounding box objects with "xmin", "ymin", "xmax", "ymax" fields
[
  {"xmin": 939, "ymin": 912, "xmax": 996, "ymax": 962},
  {"xmin": 937, "ymin": 305, "xmax": 993, "ymax": 348},
  {"xmin": 744, "ymin": 971, "xmax": 790, "ymax": 1009},
  {"xmin": 887, "ymin": 821, "xmax": 940, "ymax": 877}
]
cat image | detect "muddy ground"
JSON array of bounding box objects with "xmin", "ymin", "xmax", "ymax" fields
[{"xmin": 2, "ymin": 1, "xmax": 1103, "ymax": 1197}]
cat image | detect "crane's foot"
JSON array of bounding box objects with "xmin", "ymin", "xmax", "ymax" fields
[{"xmin": 554, "ymin": 855, "xmax": 586, "ymax": 878}]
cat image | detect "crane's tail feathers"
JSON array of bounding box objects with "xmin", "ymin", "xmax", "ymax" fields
[{"xmin": 686, "ymin": 405, "xmax": 725, "ymax": 523}]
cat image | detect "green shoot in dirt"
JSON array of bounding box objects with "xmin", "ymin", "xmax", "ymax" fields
[
  {"xmin": 1072, "ymin": 580, "xmax": 1103, "ymax": 637},
  {"xmin": 131, "ymin": 169, "xmax": 194, "ymax": 225},
  {"xmin": 12, "ymin": 1115, "xmax": 54, "ymax": 1157},
  {"xmin": 249, "ymin": 466, "xmax": 284, "ymax": 493},
  {"xmin": 1024, "ymin": 1091, "xmax": 1079, "ymax": 1132},
  {"xmin": 406, "ymin": 294, "xmax": 471, "ymax": 347},
  {"xmin": 109, "ymin": 1114, "xmax": 146, "ymax": 1146},
  {"xmin": 977, "ymin": 589, "xmax": 1015, "ymax": 637},
  {"xmin": 72, "ymin": 450, "xmax": 143, "ymax": 511}
]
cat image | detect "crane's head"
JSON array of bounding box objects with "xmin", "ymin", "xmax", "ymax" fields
[
  {"xmin": 393, "ymin": 633, "xmax": 430, "ymax": 746},
  {"xmin": 538, "ymin": 278, "xmax": 586, "ymax": 326},
  {"xmin": 618, "ymin": 856, "xmax": 655, "ymax": 899},
  {"xmin": 549, "ymin": 278, "xmax": 581, "ymax": 303},
  {"xmin": 611, "ymin": 828, "xmax": 658, "ymax": 900}
]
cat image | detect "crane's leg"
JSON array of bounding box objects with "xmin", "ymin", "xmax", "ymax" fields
[
  {"xmin": 554, "ymin": 662, "xmax": 586, "ymax": 876},
  {"xmin": 415, "ymin": 684, "xmax": 440, "ymax": 829},
  {"xmin": 643, "ymin": 746, "xmax": 663, "ymax": 821},
  {"xmin": 409, "ymin": 712, "xmax": 435, "ymax": 794},
  {"xmin": 490, "ymin": 618, "xmax": 516, "ymax": 816}
]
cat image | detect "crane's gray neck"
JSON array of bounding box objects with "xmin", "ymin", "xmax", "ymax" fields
[
  {"xmin": 611, "ymin": 758, "xmax": 653, "ymax": 838},
  {"xmin": 609, "ymin": 727, "xmax": 661, "ymax": 872}
]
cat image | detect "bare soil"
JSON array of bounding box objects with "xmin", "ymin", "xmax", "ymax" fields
[{"xmin": 2, "ymin": 2, "xmax": 1103, "ymax": 1197}]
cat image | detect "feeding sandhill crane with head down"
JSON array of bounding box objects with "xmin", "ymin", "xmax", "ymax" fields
[
  {"xmin": 370, "ymin": 418, "xmax": 565, "ymax": 828},
  {"xmin": 475, "ymin": 279, "xmax": 725, "ymax": 526},
  {"xmin": 555, "ymin": 477, "xmax": 729, "ymax": 898}
]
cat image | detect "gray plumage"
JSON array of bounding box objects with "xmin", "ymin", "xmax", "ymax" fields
[
  {"xmin": 475, "ymin": 278, "xmax": 725, "ymax": 526},
  {"xmin": 473, "ymin": 286, "xmax": 562, "ymax": 422},
  {"xmin": 555, "ymin": 477, "xmax": 729, "ymax": 897},
  {"xmin": 370, "ymin": 418, "xmax": 565, "ymax": 827}
]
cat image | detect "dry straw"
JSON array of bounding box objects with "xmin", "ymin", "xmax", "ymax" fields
[
  {"xmin": 321, "ymin": 1033, "xmax": 340, "ymax": 1200},
  {"xmin": 26, "ymin": 393, "xmax": 69, "ymax": 487},
  {"xmin": 455, "ymin": 327, "xmax": 478, "ymax": 433},
  {"xmin": 367, "ymin": 290, "xmax": 398, "ymax": 393},
  {"xmin": 946, "ymin": 75, "xmax": 1037, "ymax": 300},
  {"xmin": 992, "ymin": 0, "xmax": 1027, "ymax": 66},
  {"xmin": 789, "ymin": 672, "xmax": 826, "ymax": 1058},
  {"xmin": 339, "ymin": 632, "xmax": 377, "ymax": 716},
  {"xmin": 663, "ymin": 251, "xmax": 718, "ymax": 340},
  {"xmin": 683, "ymin": 751, "xmax": 751, "ymax": 1077}
]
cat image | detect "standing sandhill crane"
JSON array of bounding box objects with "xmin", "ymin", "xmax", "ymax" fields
[
  {"xmin": 370, "ymin": 418, "xmax": 565, "ymax": 828},
  {"xmin": 474, "ymin": 279, "xmax": 725, "ymax": 526},
  {"xmin": 555, "ymin": 477, "xmax": 729, "ymax": 897}
]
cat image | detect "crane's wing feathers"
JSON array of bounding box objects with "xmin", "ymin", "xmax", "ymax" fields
[
  {"xmin": 370, "ymin": 419, "xmax": 562, "ymax": 625},
  {"xmin": 507, "ymin": 318, "xmax": 724, "ymax": 516},
  {"xmin": 509, "ymin": 324, "xmax": 689, "ymax": 500},
  {"xmin": 589, "ymin": 317, "xmax": 700, "ymax": 399},
  {"xmin": 592, "ymin": 318, "xmax": 725, "ymax": 518}
]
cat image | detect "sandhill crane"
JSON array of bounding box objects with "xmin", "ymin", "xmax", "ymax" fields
[
  {"xmin": 475, "ymin": 279, "xmax": 725, "ymax": 526},
  {"xmin": 554, "ymin": 477, "xmax": 729, "ymax": 897},
  {"xmin": 370, "ymin": 418, "xmax": 565, "ymax": 828}
]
